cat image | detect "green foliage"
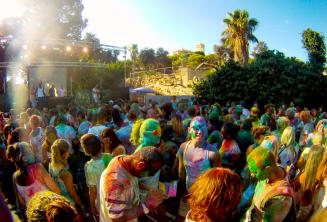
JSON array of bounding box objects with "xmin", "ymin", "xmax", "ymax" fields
[
  {"xmin": 155, "ymin": 48, "xmax": 171, "ymax": 68},
  {"xmin": 18, "ymin": 0, "xmax": 87, "ymax": 40},
  {"xmin": 80, "ymin": 32, "xmax": 119, "ymax": 63},
  {"xmin": 139, "ymin": 48, "xmax": 156, "ymax": 69},
  {"xmin": 128, "ymin": 44, "xmax": 139, "ymax": 70},
  {"xmin": 302, "ymin": 28, "xmax": 326, "ymax": 71},
  {"xmin": 187, "ymin": 53, "xmax": 205, "ymax": 68},
  {"xmin": 251, "ymin": 41, "xmax": 268, "ymax": 59},
  {"xmin": 136, "ymin": 47, "xmax": 172, "ymax": 69},
  {"xmin": 194, "ymin": 50, "xmax": 327, "ymax": 108},
  {"xmin": 70, "ymin": 61, "xmax": 128, "ymax": 104}
]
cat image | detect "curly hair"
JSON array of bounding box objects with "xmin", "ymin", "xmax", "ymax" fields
[{"xmin": 188, "ymin": 168, "xmax": 242, "ymax": 222}]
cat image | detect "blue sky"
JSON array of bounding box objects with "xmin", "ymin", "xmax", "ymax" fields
[
  {"xmin": 82, "ymin": 0, "xmax": 327, "ymax": 61},
  {"xmin": 1, "ymin": 0, "xmax": 325, "ymax": 61}
]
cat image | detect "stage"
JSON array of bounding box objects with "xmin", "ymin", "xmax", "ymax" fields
[{"xmin": 35, "ymin": 96, "xmax": 73, "ymax": 109}]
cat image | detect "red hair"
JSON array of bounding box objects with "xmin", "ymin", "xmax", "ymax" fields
[{"xmin": 188, "ymin": 168, "xmax": 242, "ymax": 222}]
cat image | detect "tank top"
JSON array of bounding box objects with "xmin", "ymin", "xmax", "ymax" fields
[
  {"xmin": 30, "ymin": 128, "xmax": 44, "ymax": 163},
  {"xmin": 16, "ymin": 179, "xmax": 47, "ymax": 205},
  {"xmin": 49, "ymin": 166, "xmax": 74, "ymax": 204},
  {"xmin": 183, "ymin": 141, "xmax": 211, "ymax": 190}
]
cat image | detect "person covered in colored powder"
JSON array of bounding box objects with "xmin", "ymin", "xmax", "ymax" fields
[
  {"xmin": 176, "ymin": 116, "xmax": 220, "ymax": 190},
  {"xmin": 219, "ymin": 122, "xmax": 241, "ymax": 170},
  {"xmin": 99, "ymin": 147, "xmax": 164, "ymax": 222},
  {"xmin": 130, "ymin": 118, "xmax": 162, "ymax": 197},
  {"xmin": 27, "ymin": 190, "xmax": 78, "ymax": 222},
  {"xmin": 175, "ymin": 116, "xmax": 220, "ymax": 219},
  {"xmin": 245, "ymin": 147, "xmax": 293, "ymax": 222}
]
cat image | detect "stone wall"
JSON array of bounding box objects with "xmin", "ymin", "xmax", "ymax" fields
[{"xmin": 127, "ymin": 67, "xmax": 208, "ymax": 96}]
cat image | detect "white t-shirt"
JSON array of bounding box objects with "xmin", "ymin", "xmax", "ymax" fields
[
  {"xmin": 36, "ymin": 87, "xmax": 45, "ymax": 97},
  {"xmin": 29, "ymin": 127, "xmax": 45, "ymax": 163}
]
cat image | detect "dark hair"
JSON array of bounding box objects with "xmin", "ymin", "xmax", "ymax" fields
[
  {"xmin": 55, "ymin": 114, "xmax": 67, "ymax": 125},
  {"xmin": 80, "ymin": 134, "xmax": 102, "ymax": 157},
  {"xmin": 7, "ymin": 142, "xmax": 35, "ymax": 178},
  {"xmin": 77, "ymin": 110, "xmax": 85, "ymax": 120},
  {"xmin": 3, "ymin": 124, "xmax": 16, "ymax": 141},
  {"xmin": 241, "ymin": 118, "xmax": 253, "ymax": 131},
  {"xmin": 112, "ymin": 108, "xmax": 123, "ymax": 125},
  {"xmin": 100, "ymin": 128, "xmax": 122, "ymax": 152},
  {"xmin": 223, "ymin": 123, "xmax": 239, "ymax": 139},
  {"xmin": 6, "ymin": 144, "xmax": 18, "ymax": 161},
  {"xmin": 8, "ymin": 127, "xmax": 26, "ymax": 145},
  {"xmin": 187, "ymin": 107, "xmax": 196, "ymax": 118},
  {"xmin": 127, "ymin": 110, "xmax": 138, "ymax": 121},
  {"xmin": 97, "ymin": 108, "xmax": 108, "ymax": 121},
  {"xmin": 134, "ymin": 146, "xmax": 163, "ymax": 171}
]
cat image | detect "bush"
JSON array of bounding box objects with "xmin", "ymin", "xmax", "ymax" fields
[{"xmin": 193, "ymin": 50, "xmax": 327, "ymax": 108}]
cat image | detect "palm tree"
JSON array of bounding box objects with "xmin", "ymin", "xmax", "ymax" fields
[{"xmin": 221, "ymin": 9, "xmax": 258, "ymax": 65}]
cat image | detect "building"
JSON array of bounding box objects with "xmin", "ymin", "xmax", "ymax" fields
[{"xmin": 195, "ymin": 43, "xmax": 205, "ymax": 54}]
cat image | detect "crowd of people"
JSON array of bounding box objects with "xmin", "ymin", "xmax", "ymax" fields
[{"xmin": 0, "ymin": 97, "xmax": 326, "ymax": 222}]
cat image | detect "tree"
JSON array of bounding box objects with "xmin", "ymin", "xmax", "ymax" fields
[
  {"xmin": 16, "ymin": 0, "xmax": 88, "ymax": 40},
  {"xmin": 155, "ymin": 47, "xmax": 171, "ymax": 68},
  {"xmin": 0, "ymin": 1, "xmax": 88, "ymax": 64},
  {"xmin": 128, "ymin": 44, "xmax": 139, "ymax": 70},
  {"xmin": 302, "ymin": 28, "xmax": 326, "ymax": 72},
  {"xmin": 169, "ymin": 49, "xmax": 193, "ymax": 68},
  {"xmin": 81, "ymin": 32, "xmax": 119, "ymax": 63},
  {"xmin": 194, "ymin": 50, "xmax": 327, "ymax": 108},
  {"xmin": 221, "ymin": 9, "xmax": 258, "ymax": 65},
  {"xmin": 251, "ymin": 41, "xmax": 268, "ymax": 59},
  {"xmin": 139, "ymin": 48, "xmax": 156, "ymax": 69},
  {"xmin": 187, "ymin": 53, "xmax": 205, "ymax": 68},
  {"xmin": 213, "ymin": 44, "xmax": 233, "ymax": 66}
]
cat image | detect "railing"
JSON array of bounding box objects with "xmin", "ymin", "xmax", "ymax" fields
[{"xmin": 0, "ymin": 61, "xmax": 109, "ymax": 68}]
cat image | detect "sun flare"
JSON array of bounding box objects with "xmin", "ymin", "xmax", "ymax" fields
[{"xmin": 0, "ymin": 0, "xmax": 25, "ymax": 21}]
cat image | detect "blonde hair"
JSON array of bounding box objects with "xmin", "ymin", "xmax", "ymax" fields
[
  {"xmin": 276, "ymin": 116, "xmax": 289, "ymax": 133},
  {"xmin": 252, "ymin": 125, "xmax": 270, "ymax": 141},
  {"xmin": 44, "ymin": 126, "xmax": 58, "ymax": 145},
  {"xmin": 302, "ymin": 145, "xmax": 325, "ymax": 192},
  {"xmin": 172, "ymin": 115, "xmax": 184, "ymax": 137},
  {"xmin": 316, "ymin": 148, "xmax": 327, "ymax": 185},
  {"xmin": 312, "ymin": 131, "xmax": 324, "ymax": 146},
  {"xmin": 281, "ymin": 126, "xmax": 294, "ymax": 146},
  {"xmin": 50, "ymin": 139, "xmax": 69, "ymax": 169},
  {"xmin": 280, "ymin": 126, "xmax": 296, "ymax": 154},
  {"xmin": 130, "ymin": 119, "xmax": 143, "ymax": 146}
]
